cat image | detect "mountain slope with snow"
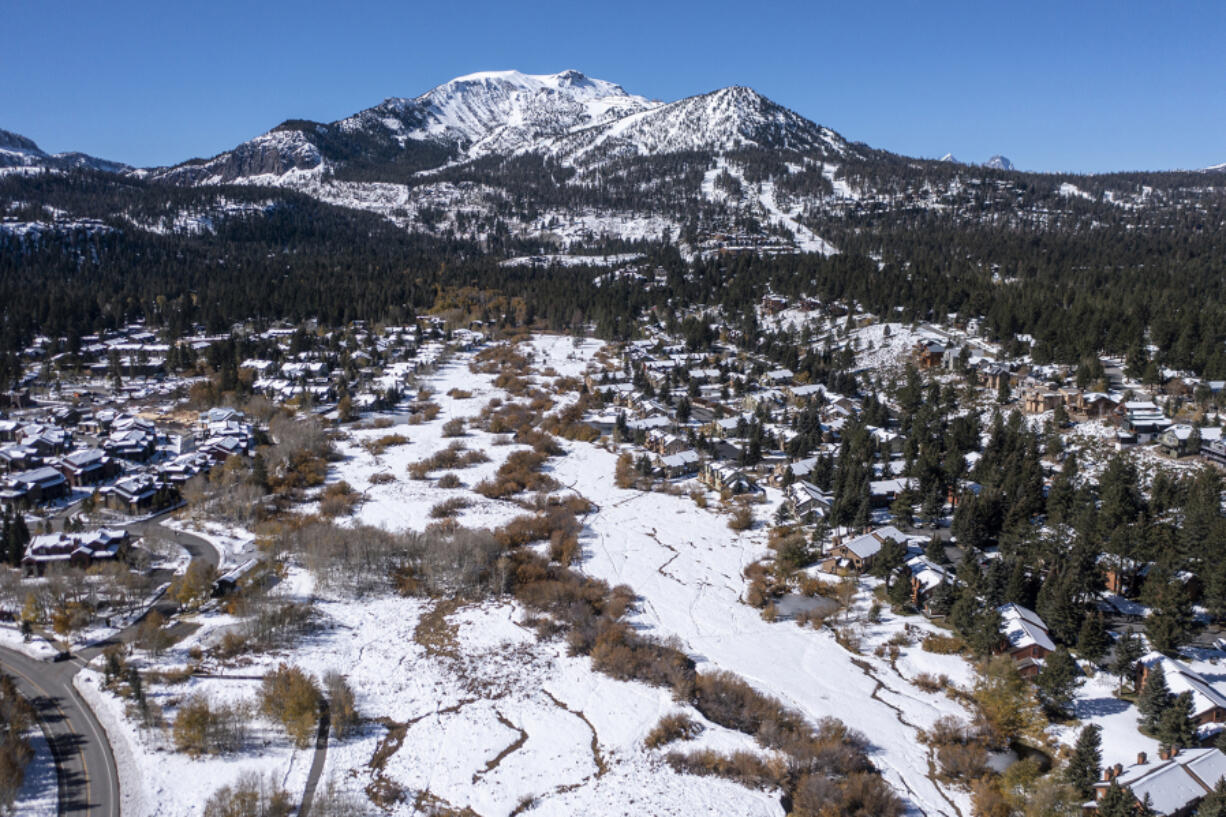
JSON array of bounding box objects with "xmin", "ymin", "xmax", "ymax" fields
[{"xmin": 0, "ymin": 128, "xmax": 129, "ymax": 174}]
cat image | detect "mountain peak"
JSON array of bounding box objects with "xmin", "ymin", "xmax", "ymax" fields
[
  {"xmin": 0, "ymin": 128, "xmax": 43, "ymax": 154},
  {"xmin": 984, "ymin": 154, "xmax": 1014, "ymax": 171},
  {"xmin": 939, "ymin": 153, "xmax": 959, "ymax": 163}
]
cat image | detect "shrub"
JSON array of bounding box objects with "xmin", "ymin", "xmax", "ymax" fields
[
  {"xmin": 202, "ymin": 772, "xmax": 292, "ymax": 817},
  {"xmin": 645, "ymin": 713, "xmax": 704, "ymax": 749},
  {"xmin": 172, "ymin": 694, "xmax": 250, "ymax": 756},
  {"xmin": 320, "ymin": 481, "xmax": 362, "ymax": 518},
  {"xmin": 475, "ymin": 450, "xmax": 558, "ymax": 499},
  {"xmin": 368, "ymin": 472, "xmax": 396, "ymax": 485},
  {"xmin": 447, "ymin": 388, "xmax": 473, "ymax": 399},
  {"xmin": 363, "ymin": 433, "xmax": 409, "ymax": 456},
  {"xmin": 429, "ymin": 497, "xmax": 471, "ymax": 519},
  {"xmin": 921, "ymin": 633, "xmax": 966, "ymax": 654},
  {"xmin": 436, "ymin": 472, "xmax": 463, "ymax": 489},
  {"xmin": 664, "ymin": 749, "xmax": 787, "ymax": 789},
  {"xmin": 727, "ymin": 505, "xmax": 754, "ymax": 532},
  {"xmin": 441, "ymin": 418, "xmax": 466, "ymax": 437},
  {"xmin": 259, "ymin": 664, "xmax": 322, "ymax": 748}
]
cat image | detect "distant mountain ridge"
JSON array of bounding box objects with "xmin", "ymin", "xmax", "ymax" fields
[
  {"xmin": 0, "ymin": 128, "xmax": 129, "ymax": 174},
  {"xmin": 5, "ymin": 70, "xmax": 1225, "ymax": 256}
]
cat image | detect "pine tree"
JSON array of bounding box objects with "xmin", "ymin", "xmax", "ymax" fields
[
  {"xmin": 1096, "ymin": 781, "xmax": 1136, "ymax": 817},
  {"xmin": 1036, "ymin": 648, "xmax": 1083, "ymax": 718},
  {"xmin": 1156, "ymin": 691, "xmax": 1197, "ymax": 752},
  {"xmin": 1137, "ymin": 662, "xmax": 1172, "ymax": 734},
  {"xmin": 1146, "ymin": 579, "xmax": 1194, "ymax": 654},
  {"xmin": 1077, "ymin": 613, "xmax": 1110, "ymax": 664},
  {"xmin": 1199, "ymin": 778, "xmax": 1226, "ymax": 817},
  {"xmin": 1064, "ymin": 723, "xmax": 1102, "ymax": 798}
]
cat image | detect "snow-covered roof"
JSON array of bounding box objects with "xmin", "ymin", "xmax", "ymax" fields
[
  {"xmin": 1101, "ymin": 748, "xmax": 1226, "ymax": 816},
  {"xmin": 1138, "ymin": 653, "xmax": 1226, "ymax": 717},
  {"xmin": 997, "ymin": 603, "xmax": 1055, "ymax": 653}
]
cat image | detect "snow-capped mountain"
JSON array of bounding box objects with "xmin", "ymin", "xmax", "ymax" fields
[
  {"xmin": 939, "ymin": 153, "xmax": 959, "ymax": 163},
  {"xmin": 983, "ymin": 154, "xmax": 1014, "ymax": 171},
  {"xmin": 0, "ymin": 128, "xmax": 129, "ymax": 174},
  {"xmin": 148, "ymin": 71, "xmax": 859, "ymax": 186},
  {"xmin": 379, "ymin": 69, "xmax": 657, "ymax": 157}
]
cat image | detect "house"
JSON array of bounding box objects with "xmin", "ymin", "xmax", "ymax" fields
[
  {"xmin": 0, "ymin": 466, "xmax": 69, "ymax": 506},
  {"xmin": 823, "ymin": 526, "xmax": 909, "ymax": 573},
  {"xmin": 55, "ymin": 448, "xmax": 115, "ymax": 486},
  {"xmin": 996, "ymin": 603, "xmax": 1055, "ymax": 677},
  {"xmin": 913, "ymin": 340, "xmax": 945, "ymax": 369},
  {"xmin": 979, "ymin": 364, "xmax": 1012, "ymax": 391},
  {"xmin": 699, "ymin": 461, "xmax": 757, "ymax": 494},
  {"xmin": 1116, "ymin": 401, "xmax": 1173, "ymax": 443},
  {"xmin": 655, "ymin": 450, "xmax": 701, "ymax": 479},
  {"xmin": 1137, "ymin": 654, "xmax": 1226, "ymax": 731},
  {"xmin": 102, "ymin": 474, "xmax": 164, "ymax": 514},
  {"xmin": 21, "ymin": 528, "xmax": 131, "ymax": 576},
  {"xmin": 785, "ymin": 480, "xmax": 832, "ymax": 519},
  {"xmin": 907, "ymin": 554, "xmax": 951, "ymax": 610},
  {"xmin": 869, "ymin": 477, "xmax": 917, "ymax": 508},
  {"xmin": 1022, "ymin": 389, "xmax": 1062, "ymax": 415},
  {"xmin": 1159, "ymin": 425, "xmax": 1223, "ymax": 458},
  {"xmin": 1089, "ymin": 748, "xmax": 1226, "ymax": 816}
]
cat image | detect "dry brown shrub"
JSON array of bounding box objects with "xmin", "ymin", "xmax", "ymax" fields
[
  {"xmin": 441, "ymin": 418, "xmax": 466, "ymax": 437},
  {"xmin": 645, "ymin": 713, "xmax": 704, "ymax": 749},
  {"xmin": 727, "ymin": 505, "xmax": 754, "ymax": 532},
  {"xmin": 369, "ymin": 472, "xmax": 396, "ymax": 485},
  {"xmin": 921, "ymin": 633, "xmax": 966, "ymax": 655},
  {"xmin": 429, "ymin": 497, "xmax": 472, "ymax": 519},
  {"xmin": 436, "ymin": 473, "xmax": 463, "ymax": 489}
]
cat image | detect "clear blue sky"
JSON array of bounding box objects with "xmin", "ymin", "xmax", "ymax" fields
[{"xmin": 3, "ymin": 0, "xmax": 1223, "ymax": 173}]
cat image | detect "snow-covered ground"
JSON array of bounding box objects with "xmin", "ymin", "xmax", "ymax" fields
[{"xmin": 11, "ymin": 726, "xmax": 57, "ymax": 817}]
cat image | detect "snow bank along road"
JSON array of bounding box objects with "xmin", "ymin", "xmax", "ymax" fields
[
  {"xmin": 0, "ymin": 646, "xmax": 119, "ymax": 816},
  {"xmin": 0, "ymin": 519, "xmax": 222, "ymax": 816}
]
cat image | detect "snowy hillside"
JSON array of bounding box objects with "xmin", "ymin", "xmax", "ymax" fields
[{"xmin": 0, "ymin": 128, "xmax": 129, "ymax": 174}]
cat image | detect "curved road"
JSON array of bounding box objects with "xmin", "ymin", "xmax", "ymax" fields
[
  {"xmin": 0, "ymin": 515, "xmax": 220, "ymax": 816},
  {"xmin": 0, "ymin": 648, "xmax": 118, "ymax": 816}
]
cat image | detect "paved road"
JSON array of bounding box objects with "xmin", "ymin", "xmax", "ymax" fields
[
  {"xmin": 0, "ymin": 648, "xmax": 119, "ymax": 816},
  {"xmin": 1, "ymin": 515, "xmax": 221, "ymax": 815}
]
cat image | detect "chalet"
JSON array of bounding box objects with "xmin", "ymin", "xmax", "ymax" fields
[
  {"xmin": 1089, "ymin": 748, "xmax": 1226, "ymax": 816},
  {"xmin": 1067, "ymin": 391, "xmax": 1118, "ymax": 420},
  {"xmin": 699, "ymin": 462, "xmax": 756, "ymax": 494},
  {"xmin": 1159, "ymin": 425, "xmax": 1223, "ymax": 458},
  {"xmin": 996, "ymin": 603, "xmax": 1055, "ymax": 677},
  {"xmin": 56, "ymin": 448, "xmax": 116, "ymax": 486},
  {"xmin": 1023, "ymin": 389, "xmax": 1062, "ymax": 415},
  {"xmin": 979, "ymin": 364, "xmax": 1012, "ymax": 391},
  {"xmin": 1137, "ymin": 654, "xmax": 1226, "ymax": 731},
  {"xmin": 647, "ymin": 431, "xmax": 690, "ymax": 456},
  {"xmin": 1205, "ymin": 439, "xmax": 1226, "ymax": 468},
  {"xmin": 907, "ymin": 554, "xmax": 951, "ymax": 610},
  {"xmin": 21, "ymin": 528, "xmax": 131, "ymax": 576},
  {"xmin": 785, "ymin": 480, "xmax": 832, "ymax": 519},
  {"xmin": 913, "ymin": 340, "xmax": 945, "ymax": 369},
  {"xmin": 869, "ymin": 478, "xmax": 917, "ymax": 508},
  {"xmin": 823, "ymin": 526, "xmax": 909, "ymax": 573},
  {"xmin": 0, "ymin": 445, "xmax": 40, "ymax": 473},
  {"xmin": 773, "ymin": 455, "xmax": 819, "ymax": 486},
  {"xmin": 102, "ymin": 474, "xmax": 162, "ymax": 514},
  {"xmin": 655, "ymin": 450, "xmax": 701, "ymax": 479},
  {"xmin": 0, "ymin": 466, "xmax": 69, "ymax": 506},
  {"xmin": 0, "ymin": 419, "xmax": 18, "ymax": 442}
]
